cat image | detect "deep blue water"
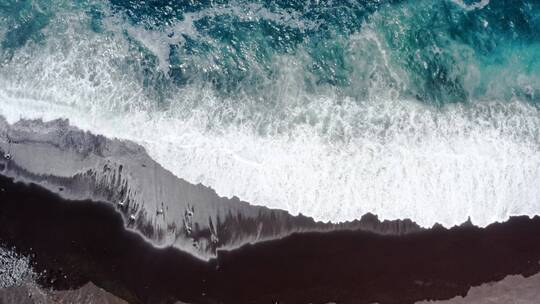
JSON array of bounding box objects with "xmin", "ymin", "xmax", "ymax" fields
[{"xmin": 1, "ymin": 0, "xmax": 539, "ymax": 106}]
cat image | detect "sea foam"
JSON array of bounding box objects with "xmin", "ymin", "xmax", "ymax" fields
[{"xmin": 1, "ymin": 0, "xmax": 540, "ymax": 228}]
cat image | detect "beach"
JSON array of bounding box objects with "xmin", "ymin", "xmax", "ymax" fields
[{"xmin": 1, "ymin": 172, "xmax": 540, "ymax": 303}]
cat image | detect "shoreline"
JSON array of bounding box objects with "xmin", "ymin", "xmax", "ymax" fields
[
  {"xmin": 1, "ymin": 173, "xmax": 540, "ymax": 303},
  {"xmin": 0, "ymin": 116, "xmax": 425, "ymax": 260}
]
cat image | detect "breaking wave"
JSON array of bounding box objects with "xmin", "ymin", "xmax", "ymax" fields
[{"xmin": 1, "ymin": 0, "xmax": 539, "ymax": 227}]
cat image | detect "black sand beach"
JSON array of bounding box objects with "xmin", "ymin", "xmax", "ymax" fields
[{"xmin": 1, "ymin": 174, "xmax": 540, "ymax": 304}]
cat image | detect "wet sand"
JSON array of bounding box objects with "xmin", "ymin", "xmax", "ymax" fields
[
  {"xmin": 1, "ymin": 174, "xmax": 540, "ymax": 304},
  {"xmin": 0, "ymin": 117, "xmax": 422, "ymax": 260}
]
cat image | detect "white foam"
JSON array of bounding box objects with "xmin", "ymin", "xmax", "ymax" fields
[
  {"xmin": 451, "ymin": 0, "xmax": 490, "ymax": 11},
  {"xmin": 1, "ymin": 9, "xmax": 540, "ymax": 229},
  {"xmin": 3, "ymin": 89, "xmax": 540, "ymax": 228}
]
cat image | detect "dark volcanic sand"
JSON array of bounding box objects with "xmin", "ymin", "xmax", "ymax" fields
[{"xmin": 1, "ymin": 174, "xmax": 540, "ymax": 304}]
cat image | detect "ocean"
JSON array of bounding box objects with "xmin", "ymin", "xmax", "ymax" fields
[{"xmin": 1, "ymin": 0, "xmax": 540, "ymax": 227}]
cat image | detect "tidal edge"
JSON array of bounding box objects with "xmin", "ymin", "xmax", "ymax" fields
[{"xmin": 0, "ymin": 117, "xmax": 539, "ymax": 303}]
